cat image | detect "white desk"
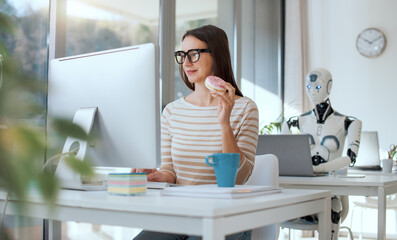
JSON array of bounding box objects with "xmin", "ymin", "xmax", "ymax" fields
[
  {"xmin": 0, "ymin": 188, "xmax": 331, "ymax": 240},
  {"xmin": 280, "ymin": 174, "xmax": 397, "ymax": 240}
]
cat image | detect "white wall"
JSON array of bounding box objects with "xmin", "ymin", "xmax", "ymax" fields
[{"xmin": 306, "ymin": 0, "xmax": 397, "ymax": 153}]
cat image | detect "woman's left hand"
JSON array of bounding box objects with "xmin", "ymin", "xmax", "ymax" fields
[{"xmin": 211, "ymin": 82, "xmax": 235, "ymax": 126}]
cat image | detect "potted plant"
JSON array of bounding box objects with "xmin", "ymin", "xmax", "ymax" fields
[
  {"xmin": 388, "ymin": 144, "xmax": 396, "ymax": 160},
  {"xmin": 259, "ymin": 115, "xmax": 284, "ymax": 135}
]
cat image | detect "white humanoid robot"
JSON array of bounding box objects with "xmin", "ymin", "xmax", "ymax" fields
[{"xmin": 282, "ymin": 68, "xmax": 362, "ymax": 240}]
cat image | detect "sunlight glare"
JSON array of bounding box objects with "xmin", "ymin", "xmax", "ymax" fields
[
  {"xmin": 67, "ymin": 0, "xmax": 119, "ymax": 20},
  {"xmin": 8, "ymin": 0, "xmax": 47, "ymax": 16},
  {"xmin": 241, "ymin": 78, "xmax": 282, "ymax": 130}
]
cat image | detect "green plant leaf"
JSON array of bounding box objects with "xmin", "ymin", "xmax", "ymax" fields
[
  {"xmin": 259, "ymin": 114, "xmax": 285, "ymax": 135},
  {"xmin": 38, "ymin": 171, "xmax": 59, "ymax": 204},
  {"xmin": 52, "ymin": 118, "xmax": 90, "ymax": 141},
  {"xmin": 64, "ymin": 156, "xmax": 93, "ymax": 178},
  {"xmin": 11, "ymin": 126, "xmax": 45, "ymax": 155}
]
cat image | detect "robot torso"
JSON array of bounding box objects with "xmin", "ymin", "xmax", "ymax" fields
[{"xmin": 298, "ymin": 111, "xmax": 347, "ymax": 163}]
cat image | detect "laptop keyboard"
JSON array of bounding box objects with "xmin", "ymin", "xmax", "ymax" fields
[{"xmin": 352, "ymin": 165, "xmax": 382, "ymax": 171}]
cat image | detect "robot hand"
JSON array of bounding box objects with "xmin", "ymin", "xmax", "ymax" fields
[
  {"xmin": 347, "ymin": 149, "xmax": 357, "ymax": 167},
  {"xmin": 346, "ymin": 118, "xmax": 362, "ymax": 166},
  {"xmin": 312, "ymin": 155, "xmax": 326, "ymax": 166},
  {"xmin": 312, "ymin": 156, "xmax": 351, "ymax": 173},
  {"xmin": 281, "ymin": 120, "xmax": 292, "ymax": 134},
  {"xmin": 282, "ymin": 116, "xmax": 299, "ymax": 134}
]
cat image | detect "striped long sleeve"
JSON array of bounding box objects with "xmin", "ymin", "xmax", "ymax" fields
[{"xmin": 159, "ymin": 97, "xmax": 259, "ymax": 185}]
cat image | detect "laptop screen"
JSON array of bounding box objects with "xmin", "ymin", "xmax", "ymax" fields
[{"xmin": 256, "ymin": 134, "xmax": 315, "ymax": 176}]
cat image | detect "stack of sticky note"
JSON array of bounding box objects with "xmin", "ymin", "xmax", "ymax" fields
[{"xmin": 107, "ymin": 173, "xmax": 147, "ymax": 196}]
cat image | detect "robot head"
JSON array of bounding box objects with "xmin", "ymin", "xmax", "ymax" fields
[{"xmin": 305, "ymin": 68, "xmax": 332, "ymax": 105}]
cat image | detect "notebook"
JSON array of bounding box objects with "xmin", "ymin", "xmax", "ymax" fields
[
  {"xmin": 256, "ymin": 134, "xmax": 327, "ymax": 177},
  {"xmin": 161, "ymin": 184, "xmax": 282, "ymax": 199},
  {"xmin": 351, "ymin": 131, "xmax": 382, "ymax": 171}
]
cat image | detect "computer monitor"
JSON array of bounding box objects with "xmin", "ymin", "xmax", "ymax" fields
[
  {"xmin": 354, "ymin": 131, "xmax": 381, "ymax": 168},
  {"xmin": 47, "ymin": 43, "xmax": 160, "ymax": 190}
]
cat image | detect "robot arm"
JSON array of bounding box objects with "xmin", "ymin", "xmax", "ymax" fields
[
  {"xmin": 313, "ymin": 117, "xmax": 362, "ymax": 172},
  {"xmin": 345, "ymin": 117, "xmax": 362, "ymax": 166},
  {"xmin": 313, "ymin": 156, "xmax": 351, "ymax": 172}
]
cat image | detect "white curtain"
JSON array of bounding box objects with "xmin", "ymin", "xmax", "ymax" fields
[{"xmin": 284, "ymin": 0, "xmax": 311, "ymax": 118}]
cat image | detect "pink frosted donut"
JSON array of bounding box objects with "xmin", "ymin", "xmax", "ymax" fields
[{"xmin": 205, "ymin": 76, "xmax": 226, "ymax": 92}]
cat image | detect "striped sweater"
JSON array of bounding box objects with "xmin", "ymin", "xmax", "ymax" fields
[{"xmin": 160, "ymin": 97, "xmax": 259, "ymax": 185}]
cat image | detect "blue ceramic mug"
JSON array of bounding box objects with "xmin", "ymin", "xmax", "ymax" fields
[{"xmin": 205, "ymin": 153, "xmax": 240, "ymax": 187}]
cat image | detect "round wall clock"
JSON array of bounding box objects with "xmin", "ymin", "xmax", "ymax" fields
[{"xmin": 356, "ymin": 28, "xmax": 386, "ymax": 57}]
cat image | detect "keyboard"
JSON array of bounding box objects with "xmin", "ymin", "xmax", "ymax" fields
[
  {"xmin": 146, "ymin": 182, "xmax": 170, "ymax": 189},
  {"xmin": 146, "ymin": 182, "xmax": 181, "ymax": 189},
  {"xmin": 352, "ymin": 165, "xmax": 382, "ymax": 171}
]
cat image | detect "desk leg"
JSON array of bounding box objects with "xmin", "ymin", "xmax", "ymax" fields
[
  {"xmin": 202, "ymin": 218, "xmax": 225, "ymax": 240},
  {"xmin": 318, "ymin": 197, "xmax": 331, "ymax": 240},
  {"xmin": 378, "ymin": 187, "xmax": 386, "ymax": 240},
  {"xmin": 46, "ymin": 220, "xmax": 62, "ymax": 240}
]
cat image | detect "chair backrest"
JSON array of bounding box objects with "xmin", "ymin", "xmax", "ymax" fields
[
  {"xmin": 246, "ymin": 154, "xmax": 279, "ymax": 187},
  {"xmin": 245, "ymin": 154, "xmax": 280, "ymax": 240}
]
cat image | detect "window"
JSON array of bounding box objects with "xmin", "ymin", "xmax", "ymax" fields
[
  {"xmin": 0, "ymin": 0, "xmax": 49, "ymax": 124},
  {"xmin": 0, "ymin": 0, "xmax": 49, "ymax": 239},
  {"xmin": 65, "ymin": 0, "xmax": 159, "ymax": 56},
  {"xmin": 61, "ymin": 1, "xmax": 160, "ymax": 239},
  {"xmin": 174, "ymin": 0, "xmax": 218, "ymax": 99},
  {"xmin": 172, "ymin": 0, "xmax": 283, "ymax": 131},
  {"xmin": 241, "ymin": 0, "xmax": 283, "ymax": 133}
]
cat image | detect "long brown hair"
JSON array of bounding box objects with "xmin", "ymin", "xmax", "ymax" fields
[{"xmin": 179, "ymin": 25, "xmax": 243, "ymax": 97}]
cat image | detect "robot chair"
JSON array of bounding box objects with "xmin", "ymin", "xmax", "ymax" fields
[{"xmin": 280, "ymin": 195, "xmax": 353, "ymax": 240}]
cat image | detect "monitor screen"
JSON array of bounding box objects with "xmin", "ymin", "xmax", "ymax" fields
[
  {"xmin": 47, "ymin": 44, "xmax": 160, "ymax": 189},
  {"xmin": 355, "ymin": 131, "xmax": 381, "ymax": 166}
]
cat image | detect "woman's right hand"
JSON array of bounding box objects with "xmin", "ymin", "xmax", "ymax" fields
[{"xmin": 131, "ymin": 168, "xmax": 174, "ymax": 183}]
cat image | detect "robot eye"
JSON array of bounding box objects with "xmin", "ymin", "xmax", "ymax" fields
[
  {"xmin": 307, "ymin": 85, "xmax": 311, "ymax": 89},
  {"xmin": 316, "ymin": 85, "xmax": 321, "ymax": 89}
]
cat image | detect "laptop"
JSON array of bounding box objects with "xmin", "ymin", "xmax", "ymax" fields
[
  {"xmin": 256, "ymin": 134, "xmax": 326, "ymax": 177},
  {"xmin": 351, "ymin": 131, "xmax": 382, "ymax": 171}
]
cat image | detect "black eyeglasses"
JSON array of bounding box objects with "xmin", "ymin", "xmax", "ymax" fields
[{"xmin": 174, "ymin": 49, "xmax": 211, "ymax": 64}]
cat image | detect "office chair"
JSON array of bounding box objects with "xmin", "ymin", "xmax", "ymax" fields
[
  {"xmin": 245, "ymin": 154, "xmax": 280, "ymax": 240},
  {"xmin": 280, "ymin": 195, "xmax": 353, "ymax": 240},
  {"xmin": 350, "ymin": 195, "xmax": 397, "ymax": 238}
]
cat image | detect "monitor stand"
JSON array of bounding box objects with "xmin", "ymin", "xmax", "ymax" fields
[{"xmin": 55, "ymin": 107, "xmax": 99, "ymax": 190}]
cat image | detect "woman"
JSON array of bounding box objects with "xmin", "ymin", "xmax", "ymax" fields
[{"xmin": 133, "ymin": 25, "xmax": 258, "ymax": 240}]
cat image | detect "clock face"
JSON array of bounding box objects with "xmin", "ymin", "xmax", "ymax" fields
[{"xmin": 356, "ymin": 28, "xmax": 386, "ymax": 57}]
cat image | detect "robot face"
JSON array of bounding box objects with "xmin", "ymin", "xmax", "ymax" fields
[{"xmin": 305, "ymin": 68, "xmax": 332, "ymax": 105}]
